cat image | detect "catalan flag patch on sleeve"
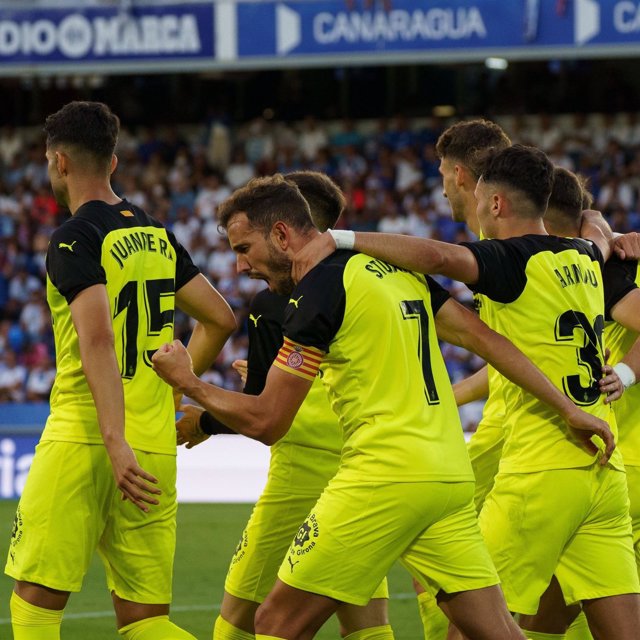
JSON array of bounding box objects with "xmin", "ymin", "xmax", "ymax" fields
[{"xmin": 274, "ymin": 337, "xmax": 324, "ymax": 381}]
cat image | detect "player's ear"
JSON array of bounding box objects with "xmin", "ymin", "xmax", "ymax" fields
[
  {"xmin": 491, "ymin": 192, "xmax": 502, "ymax": 217},
  {"xmin": 454, "ymin": 163, "xmax": 467, "ymax": 188},
  {"xmin": 110, "ymin": 154, "xmax": 118, "ymax": 176},
  {"xmin": 271, "ymin": 221, "xmax": 289, "ymax": 249},
  {"xmin": 55, "ymin": 151, "xmax": 68, "ymax": 177}
]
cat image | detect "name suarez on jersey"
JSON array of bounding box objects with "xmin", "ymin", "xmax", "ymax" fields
[
  {"xmin": 109, "ymin": 230, "xmax": 174, "ymax": 269},
  {"xmin": 365, "ymin": 258, "xmax": 410, "ymax": 279},
  {"xmin": 553, "ymin": 262, "xmax": 598, "ymax": 289}
]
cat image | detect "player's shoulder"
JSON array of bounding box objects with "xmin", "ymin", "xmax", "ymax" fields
[
  {"xmin": 74, "ymin": 199, "xmax": 164, "ymax": 234},
  {"xmin": 603, "ymin": 253, "xmax": 639, "ymax": 277},
  {"xmin": 50, "ymin": 212, "xmax": 100, "ymax": 251},
  {"xmin": 492, "ymin": 235, "xmax": 599, "ymax": 262},
  {"xmin": 295, "ymin": 250, "xmax": 355, "ymax": 293}
]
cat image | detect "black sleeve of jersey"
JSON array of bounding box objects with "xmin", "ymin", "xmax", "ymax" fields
[
  {"xmin": 244, "ymin": 290, "xmax": 287, "ymax": 396},
  {"xmin": 603, "ymin": 256, "xmax": 639, "ymax": 320},
  {"xmin": 461, "ymin": 239, "xmax": 528, "ymax": 304},
  {"xmin": 425, "ymin": 275, "xmax": 451, "ymax": 316},
  {"xmin": 167, "ymin": 228, "xmax": 200, "ymax": 291},
  {"xmin": 282, "ymin": 252, "xmax": 348, "ymax": 352},
  {"xmin": 199, "ymin": 411, "xmax": 236, "ymax": 435},
  {"xmin": 47, "ymin": 218, "xmax": 106, "ymax": 304},
  {"xmin": 586, "ymin": 239, "xmax": 605, "ymax": 269}
]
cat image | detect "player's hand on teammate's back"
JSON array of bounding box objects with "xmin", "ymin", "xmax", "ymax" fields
[
  {"xmin": 291, "ymin": 231, "xmax": 337, "ymax": 283},
  {"xmin": 152, "ymin": 340, "xmax": 197, "ymax": 393},
  {"xmin": 176, "ymin": 404, "xmax": 210, "ymax": 449},
  {"xmin": 600, "ymin": 363, "xmax": 624, "ymax": 403},
  {"xmin": 612, "ymin": 231, "xmax": 640, "ymax": 261},
  {"xmin": 232, "ymin": 359, "xmax": 248, "ymax": 385},
  {"xmin": 107, "ymin": 441, "xmax": 161, "ymax": 512},
  {"xmin": 563, "ymin": 407, "xmax": 615, "ymax": 465}
]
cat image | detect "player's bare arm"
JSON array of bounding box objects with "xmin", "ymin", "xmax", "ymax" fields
[
  {"xmin": 452, "ymin": 365, "xmax": 489, "ymax": 406},
  {"xmin": 152, "ymin": 340, "xmax": 312, "ymax": 445},
  {"xmin": 70, "ymin": 284, "xmax": 161, "ymax": 512},
  {"xmin": 176, "ymin": 273, "xmax": 237, "ymax": 377},
  {"xmin": 612, "ymin": 231, "xmax": 640, "ymax": 261},
  {"xmin": 579, "ymin": 209, "xmax": 614, "ymax": 262},
  {"xmin": 434, "ymin": 297, "xmax": 615, "ymax": 464},
  {"xmin": 609, "ymin": 288, "xmax": 640, "ymax": 388},
  {"xmin": 293, "ymin": 230, "xmax": 480, "ymax": 285}
]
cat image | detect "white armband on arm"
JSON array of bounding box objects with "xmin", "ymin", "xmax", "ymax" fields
[
  {"xmin": 613, "ymin": 362, "xmax": 637, "ymax": 390},
  {"xmin": 328, "ymin": 229, "xmax": 355, "ymax": 251}
]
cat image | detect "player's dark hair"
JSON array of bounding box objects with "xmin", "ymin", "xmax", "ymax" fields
[
  {"xmin": 482, "ymin": 144, "xmax": 554, "ymax": 213},
  {"xmin": 285, "ymin": 171, "xmax": 345, "ymax": 232},
  {"xmin": 436, "ymin": 119, "xmax": 511, "ymax": 179},
  {"xmin": 44, "ymin": 102, "xmax": 119, "ymax": 171},
  {"xmin": 217, "ymin": 174, "xmax": 315, "ymax": 235},
  {"xmin": 547, "ymin": 167, "xmax": 592, "ymax": 222}
]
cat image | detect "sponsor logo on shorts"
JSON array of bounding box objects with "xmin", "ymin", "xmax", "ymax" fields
[
  {"xmin": 288, "ymin": 513, "xmax": 320, "ymax": 568},
  {"xmin": 230, "ymin": 529, "xmax": 248, "ymax": 566},
  {"xmin": 9, "ymin": 506, "xmax": 23, "ymax": 564}
]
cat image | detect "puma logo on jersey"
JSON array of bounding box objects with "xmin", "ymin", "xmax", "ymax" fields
[
  {"xmin": 289, "ymin": 295, "xmax": 304, "ymax": 308},
  {"xmin": 249, "ymin": 314, "xmax": 262, "ymax": 328},
  {"xmin": 58, "ymin": 241, "xmax": 77, "ymax": 252},
  {"xmin": 287, "ymin": 555, "xmax": 300, "ymax": 573}
]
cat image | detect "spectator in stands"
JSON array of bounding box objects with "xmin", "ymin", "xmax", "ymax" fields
[
  {"xmin": 225, "ymin": 147, "xmax": 256, "ymax": 189},
  {"xmin": 24, "ymin": 354, "xmax": 55, "ymax": 402},
  {"xmin": 0, "ymin": 349, "xmax": 26, "ymax": 403}
]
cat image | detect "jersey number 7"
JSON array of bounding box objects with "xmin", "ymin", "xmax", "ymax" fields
[{"xmin": 401, "ymin": 299, "xmax": 440, "ymax": 405}]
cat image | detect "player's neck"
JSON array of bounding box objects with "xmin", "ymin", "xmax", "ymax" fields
[
  {"xmin": 496, "ymin": 217, "xmax": 547, "ymax": 240},
  {"xmin": 67, "ymin": 178, "xmax": 122, "ymax": 215},
  {"xmin": 544, "ymin": 215, "xmax": 580, "ymax": 238},
  {"xmin": 291, "ymin": 228, "xmax": 322, "ymax": 255}
]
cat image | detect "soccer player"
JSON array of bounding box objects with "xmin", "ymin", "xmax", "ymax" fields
[
  {"xmin": 178, "ymin": 171, "xmax": 392, "ymax": 640},
  {"xmin": 152, "ymin": 173, "xmax": 614, "ymax": 640},
  {"xmin": 412, "ymin": 118, "xmax": 511, "ymax": 639},
  {"xmin": 519, "ymin": 166, "xmax": 640, "ymax": 640},
  {"xmin": 435, "ymin": 118, "xmax": 511, "ymax": 512},
  {"xmin": 294, "ymin": 145, "xmax": 640, "ymax": 639},
  {"xmin": 4, "ymin": 101, "xmax": 236, "ymax": 640}
]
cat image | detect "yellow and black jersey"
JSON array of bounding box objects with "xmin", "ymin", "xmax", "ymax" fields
[
  {"xmin": 462, "ymin": 234, "xmax": 622, "ymax": 473},
  {"xmin": 44, "ymin": 199, "xmax": 199, "ymax": 454},
  {"xmin": 474, "ymin": 293, "xmax": 507, "ymax": 426},
  {"xmin": 244, "ymin": 288, "xmax": 342, "ymax": 456},
  {"xmin": 275, "ymin": 250, "xmax": 474, "ymax": 483},
  {"xmin": 604, "ymin": 256, "xmax": 640, "ymax": 466}
]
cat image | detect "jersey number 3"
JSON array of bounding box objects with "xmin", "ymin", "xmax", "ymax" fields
[{"xmin": 554, "ymin": 310, "xmax": 604, "ymax": 406}]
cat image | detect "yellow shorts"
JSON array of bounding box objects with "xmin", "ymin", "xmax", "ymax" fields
[
  {"xmin": 266, "ymin": 440, "xmax": 341, "ymax": 497},
  {"xmin": 277, "ymin": 476, "xmax": 498, "ymax": 605},
  {"xmin": 479, "ymin": 464, "xmax": 639, "ymax": 615},
  {"xmin": 5, "ymin": 440, "xmax": 177, "ymax": 603},
  {"xmin": 467, "ymin": 422, "xmax": 504, "ymax": 514},
  {"xmin": 627, "ymin": 465, "xmax": 640, "ymax": 574},
  {"xmin": 226, "ymin": 444, "xmax": 387, "ymax": 602}
]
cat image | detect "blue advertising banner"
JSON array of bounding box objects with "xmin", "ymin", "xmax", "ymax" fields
[
  {"xmin": 0, "ymin": 435, "xmax": 38, "ymax": 500},
  {"xmin": 0, "ymin": 2, "xmax": 638, "ymax": 80},
  {"xmin": 0, "ymin": 2, "xmax": 213, "ymax": 65},
  {"xmin": 235, "ymin": 0, "xmax": 640, "ymax": 60}
]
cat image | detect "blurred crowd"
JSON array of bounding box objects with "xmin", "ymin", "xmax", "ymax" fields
[{"xmin": 1, "ymin": 111, "xmax": 640, "ymax": 429}]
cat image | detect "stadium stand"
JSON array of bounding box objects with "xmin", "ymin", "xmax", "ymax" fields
[{"xmin": 1, "ymin": 111, "xmax": 639, "ymax": 433}]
